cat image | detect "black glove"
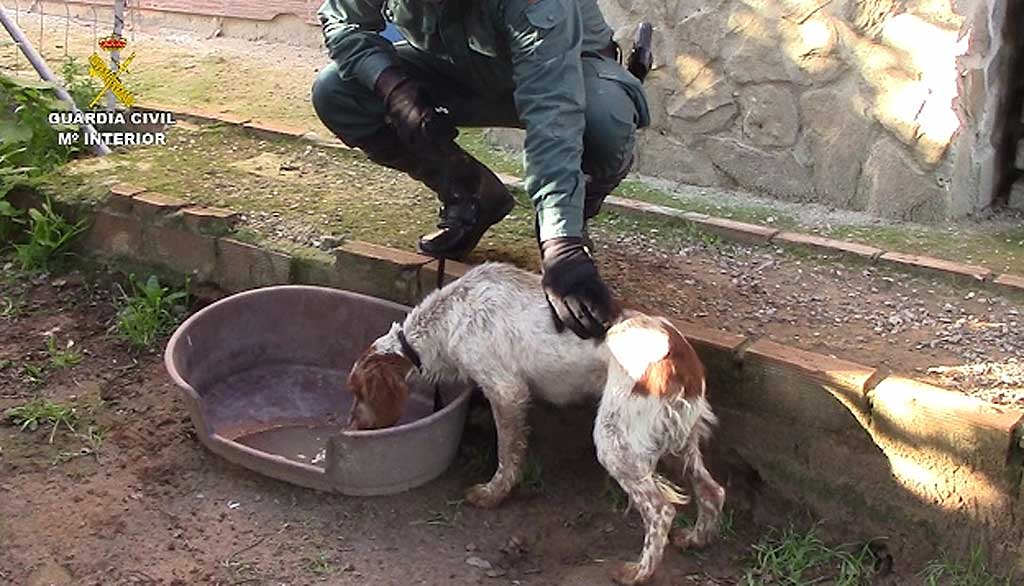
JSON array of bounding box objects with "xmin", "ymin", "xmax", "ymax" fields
[
  {"xmin": 374, "ymin": 67, "xmax": 458, "ymax": 149},
  {"xmin": 540, "ymin": 237, "xmax": 617, "ymax": 339}
]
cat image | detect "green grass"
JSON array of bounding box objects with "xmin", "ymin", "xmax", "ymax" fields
[
  {"xmin": 46, "ymin": 335, "xmax": 83, "ymax": 370},
  {"xmin": 305, "ymin": 550, "xmax": 334, "ymax": 576},
  {"xmin": 607, "ymin": 179, "xmax": 1024, "ymax": 275},
  {"xmin": 743, "ymin": 525, "xmax": 876, "ymax": 586},
  {"xmin": 412, "ymin": 499, "xmax": 465, "ymax": 529},
  {"xmin": 0, "ymin": 190, "xmax": 24, "ymax": 243},
  {"xmin": 21, "ymin": 363, "xmax": 47, "ymax": 386},
  {"xmin": 12, "ymin": 336, "xmax": 85, "ymax": 388},
  {"xmin": 111, "ymin": 274, "xmax": 189, "ymax": 350},
  {"xmin": 0, "ymin": 294, "xmax": 26, "ymax": 319},
  {"xmin": 5, "ymin": 398, "xmax": 78, "ymax": 443},
  {"xmin": 12, "ymin": 199, "xmax": 87, "ymax": 271},
  {"xmin": 52, "ymin": 425, "xmax": 106, "ymax": 466},
  {"xmin": 457, "ymin": 128, "xmax": 523, "ymax": 177},
  {"xmin": 594, "ymin": 208, "xmax": 729, "ymax": 253},
  {"xmin": 824, "ymin": 223, "xmax": 1024, "ymax": 276},
  {"xmin": 616, "ymin": 180, "xmax": 799, "ymax": 230},
  {"xmin": 921, "ymin": 545, "xmax": 1013, "ymax": 586}
]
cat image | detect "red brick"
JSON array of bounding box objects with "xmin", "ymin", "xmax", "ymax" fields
[
  {"xmin": 144, "ymin": 225, "xmax": 216, "ymax": 279},
  {"xmin": 689, "ymin": 216, "xmax": 779, "ymax": 245},
  {"xmin": 878, "ymin": 251, "xmax": 992, "ymax": 283},
  {"xmin": 173, "ymin": 106, "xmax": 251, "ymax": 126},
  {"xmin": 993, "ymin": 273, "xmax": 1024, "ymax": 298},
  {"xmin": 106, "ymin": 183, "xmax": 147, "ymax": 214},
  {"xmin": 868, "ymin": 376, "xmax": 1024, "ymax": 482},
  {"xmin": 132, "ymin": 192, "xmax": 188, "ymax": 219},
  {"xmin": 242, "ymin": 120, "xmax": 308, "ymax": 140},
  {"xmin": 215, "ymin": 238, "xmax": 292, "ymax": 292},
  {"xmin": 338, "ymin": 241, "xmax": 432, "ymax": 268},
  {"xmin": 746, "ymin": 339, "xmax": 877, "ymax": 389},
  {"xmin": 740, "ymin": 338, "xmax": 878, "ymax": 433},
  {"xmin": 419, "ymin": 257, "xmax": 473, "ymax": 296},
  {"xmin": 672, "ymin": 320, "xmax": 746, "ymax": 353},
  {"xmin": 79, "ymin": 211, "xmax": 144, "ymax": 258},
  {"xmin": 603, "ymin": 196, "xmax": 695, "ymax": 221},
  {"xmin": 182, "ymin": 206, "xmax": 239, "ymax": 236},
  {"xmin": 110, "ymin": 183, "xmax": 147, "ymax": 196},
  {"xmin": 333, "ymin": 241, "xmax": 429, "ymax": 304},
  {"xmin": 771, "ymin": 231, "xmax": 883, "ymax": 260}
]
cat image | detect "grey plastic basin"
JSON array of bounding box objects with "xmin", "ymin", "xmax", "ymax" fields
[{"xmin": 164, "ymin": 285, "xmax": 473, "ymax": 495}]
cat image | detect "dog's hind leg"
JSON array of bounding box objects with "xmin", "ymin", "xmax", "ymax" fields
[
  {"xmin": 465, "ymin": 385, "xmax": 529, "ymax": 509},
  {"xmin": 596, "ymin": 413, "xmax": 674, "ymax": 584},
  {"xmin": 669, "ymin": 421, "xmax": 724, "ymax": 550}
]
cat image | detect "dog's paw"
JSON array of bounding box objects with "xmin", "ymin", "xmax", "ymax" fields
[
  {"xmin": 610, "ymin": 561, "xmax": 646, "ymax": 585},
  {"xmin": 465, "ymin": 484, "xmax": 504, "ymax": 509},
  {"xmin": 669, "ymin": 527, "xmax": 712, "ymax": 550}
]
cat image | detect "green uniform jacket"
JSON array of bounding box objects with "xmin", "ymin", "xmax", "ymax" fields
[{"xmin": 317, "ymin": 0, "xmax": 650, "ymax": 240}]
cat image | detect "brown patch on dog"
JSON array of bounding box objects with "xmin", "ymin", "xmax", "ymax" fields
[
  {"xmin": 346, "ymin": 350, "xmax": 414, "ymax": 429},
  {"xmin": 631, "ymin": 322, "xmax": 705, "ymax": 400}
]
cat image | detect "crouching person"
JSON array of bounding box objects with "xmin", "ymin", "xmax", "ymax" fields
[{"xmin": 312, "ymin": 0, "xmax": 650, "ymax": 340}]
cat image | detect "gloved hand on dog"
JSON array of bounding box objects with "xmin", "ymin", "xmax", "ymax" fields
[
  {"xmin": 374, "ymin": 67, "xmax": 458, "ymax": 150},
  {"xmin": 540, "ymin": 237, "xmax": 617, "ymax": 339}
]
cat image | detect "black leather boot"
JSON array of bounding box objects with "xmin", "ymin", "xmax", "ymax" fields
[
  {"xmin": 416, "ymin": 147, "xmax": 515, "ymax": 259},
  {"xmin": 354, "ymin": 129, "xmax": 514, "ymax": 260}
]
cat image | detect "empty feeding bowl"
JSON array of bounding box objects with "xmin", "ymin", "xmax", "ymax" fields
[{"xmin": 164, "ymin": 286, "xmax": 473, "ymax": 495}]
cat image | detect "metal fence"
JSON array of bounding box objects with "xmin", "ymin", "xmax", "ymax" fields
[{"xmin": 2, "ymin": 1, "xmax": 138, "ymax": 72}]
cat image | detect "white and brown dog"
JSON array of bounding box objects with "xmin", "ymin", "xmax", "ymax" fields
[{"xmin": 346, "ymin": 263, "xmax": 724, "ymax": 584}]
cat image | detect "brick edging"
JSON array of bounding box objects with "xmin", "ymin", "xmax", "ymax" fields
[{"xmin": 133, "ymin": 101, "xmax": 1023, "ymax": 298}]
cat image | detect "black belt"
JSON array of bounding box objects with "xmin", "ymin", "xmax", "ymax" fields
[{"xmin": 596, "ymin": 40, "xmax": 621, "ymax": 62}]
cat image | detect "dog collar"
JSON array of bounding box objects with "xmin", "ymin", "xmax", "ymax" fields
[
  {"xmin": 397, "ymin": 328, "xmax": 443, "ymax": 412},
  {"xmin": 397, "ymin": 328, "xmax": 422, "ymax": 370},
  {"xmin": 393, "ymin": 329, "xmax": 442, "ymax": 411}
]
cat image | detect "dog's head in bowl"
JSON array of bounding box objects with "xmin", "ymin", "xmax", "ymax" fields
[{"xmin": 346, "ymin": 323, "xmax": 416, "ymax": 430}]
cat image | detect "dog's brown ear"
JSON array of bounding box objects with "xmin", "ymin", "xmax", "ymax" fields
[
  {"xmin": 632, "ymin": 323, "xmax": 704, "ymax": 400},
  {"xmin": 348, "ymin": 353, "xmax": 413, "ymax": 429}
]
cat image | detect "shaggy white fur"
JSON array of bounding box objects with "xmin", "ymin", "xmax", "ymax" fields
[{"xmin": 349, "ymin": 263, "xmax": 725, "ymax": 585}]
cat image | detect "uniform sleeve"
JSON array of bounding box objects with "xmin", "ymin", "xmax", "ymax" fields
[
  {"xmin": 503, "ymin": 0, "xmax": 586, "ymax": 241},
  {"xmin": 318, "ymin": 0, "xmax": 398, "ymax": 89}
]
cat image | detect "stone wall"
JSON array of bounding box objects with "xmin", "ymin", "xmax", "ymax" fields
[{"xmin": 588, "ymin": 0, "xmax": 1015, "ymax": 221}]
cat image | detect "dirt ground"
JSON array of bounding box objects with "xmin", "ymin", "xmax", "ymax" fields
[{"xmin": 0, "ymin": 260, "xmax": 922, "ymax": 586}]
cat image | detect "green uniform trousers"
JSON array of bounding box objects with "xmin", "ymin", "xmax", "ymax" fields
[{"xmin": 312, "ymin": 40, "xmax": 645, "ymax": 238}]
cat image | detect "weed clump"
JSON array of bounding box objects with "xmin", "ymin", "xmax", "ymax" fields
[{"xmin": 112, "ymin": 275, "xmax": 189, "ymax": 350}]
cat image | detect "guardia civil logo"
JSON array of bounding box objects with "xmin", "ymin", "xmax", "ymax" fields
[{"xmin": 88, "ymin": 33, "xmax": 136, "ymax": 108}]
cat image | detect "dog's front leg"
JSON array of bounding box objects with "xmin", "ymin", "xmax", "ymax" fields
[{"xmin": 465, "ymin": 389, "xmax": 528, "ymax": 509}]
